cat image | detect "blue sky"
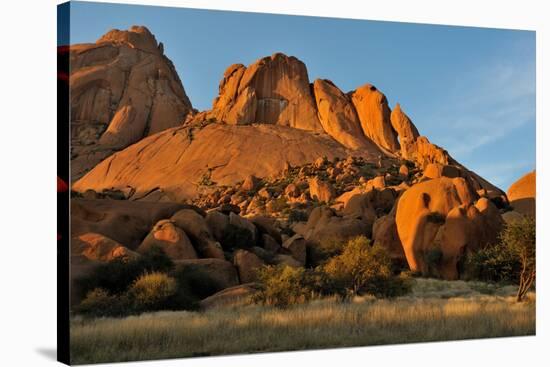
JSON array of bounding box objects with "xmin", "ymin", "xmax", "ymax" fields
[{"xmin": 66, "ymin": 1, "xmax": 536, "ymax": 190}]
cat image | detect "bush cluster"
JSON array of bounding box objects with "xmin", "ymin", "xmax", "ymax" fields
[
  {"xmin": 253, "ymin": 236, "xmax": 411, "ymax": 307},
  {"xmin": 464, "ymin": 216, "xmax": 535, "ymax": 301},
  {"xmin": 463, "ymin": 244, "xmax": 520, "ymax": 283},
  {"xmin": 74, "ymin": 247, "xmax": 200, "ymax": 317}
]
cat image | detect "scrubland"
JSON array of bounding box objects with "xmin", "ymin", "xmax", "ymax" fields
[{"xmin": 70, "ymin": 278, "xmax": 535, "ymax": 364}]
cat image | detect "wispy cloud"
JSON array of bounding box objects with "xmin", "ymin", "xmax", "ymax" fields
[
  {"xmin": 418, "ymin": 43, "xmax": 535, "ymax": 189},
  {"xmin": 430, "ymin": 60, "xmax": 535, "ymax": 156}
]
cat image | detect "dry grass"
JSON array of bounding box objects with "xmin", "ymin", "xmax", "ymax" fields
[{"xmin": 70, "ymin": 279, "xmax": 535, "ymax": 365}]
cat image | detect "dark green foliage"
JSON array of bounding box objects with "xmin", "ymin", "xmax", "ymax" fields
[
  {"xmin": 76, "ymin": 246, "xmax": 174, "ymax": 296},
  {"xmin": 501, "ymin": 216, "xmax": 536, "ymax": 301},
  {"xmin": 322, "ymin": 236, "xmax": 411, "ymax": 298},
  {"xmin": 270, "ymin": 196, "xmax": 290, "ymax": 212},
  {"xmin": 424, "ymin": 247, "xmax": 443, "ymax": 275},
  {"xmin": 287, "ymin": 209, "xmax": 308, "ymax": 223},
  {"xmin": 307, "ymin": 237, "xmax": 345, "ymax": 266},
  {"xmin": 463, "ymin": 244, "xmax": 520, "ymax": 283},
  {"xmin": 75, "ymin": 288, "xmax": 131, "ymax": 318},
  {"xmin": 252, "ymin": 265, "xmax": 316, "ymax": 307},
  {"xmin": 254, "ymin": 237, "xmax": 412, "ymax": 307},
  {"xmin": 464, "ymin": 216, "xmax": 535, "ymax": 301},
  {"xmin": 172, "ymin": 265, "xmax": 221, "ymax": 300},
  {"xmin": 220, "ymin": 223, "xmax": 255, "ymax": 250},
  {"xmin": 127, "ymin": 272, "xmax": 177, "ymax": 313}
]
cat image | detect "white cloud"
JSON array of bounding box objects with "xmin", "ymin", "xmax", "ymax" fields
[{"xmin": 424, "ymin": 55, "xmax": 535, "ymax": 157}]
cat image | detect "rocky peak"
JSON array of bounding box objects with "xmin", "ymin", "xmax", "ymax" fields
[
  {"xmin": 97, "ymin": 26, "xmax": 161, "ymax": 54},
  {"xmin": 390, "ymin": 103, "xmax": 420, "ymax": 159},
  {"xmin": 210, "ymin": 52, "xmax": 322, "ymax": 131},
  {"xmin": 69, "ymin": 26, "xmax": 193, "ymax": 181},
  {"xmin": 350, "ymin": 83, "xmax": 400, "ymax": 153},
  {"xmin": 313, "ymin": 78, "xmax": 380, "ymax": 152}
]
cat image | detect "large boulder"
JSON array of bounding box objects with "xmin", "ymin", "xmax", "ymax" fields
[
  {"xmin": 171, "ymin": 209, "xmax": 224, "ymax": 259},
  {"xmin": 71, "ymin": 199, "xmax": 196, "ymax": 250},
  {"xmin": 341, "ymin": 188, "xmax": 398, "ymax": 237},
  {"xmin": 395, "ymin": 177, "xmax": 502, "ymax": 279},
  {"xmin": 241, "ymin": 175, "xmax": 260, "ymax": 191},
  {"xmin": 249, "ymin": 215, "xmax": 283, "ymax": 244},
  {"xmin": 229, "ymin": 212, "xmax": 257, "ymax": 244},
  {"xmin": 233, "ymin": 250, "xmax": 265, "ymax": 283},
  {"xmin": 71, "ymin": 232, "xmax": 139, "ymax": 262},
  {"xmin": 137, "ymin": 220, "xmax": 198, "ymax": 260},
  {"xmin": 303, "ymin": 206, "xmax": 369, "ymax": 247},
  {"xmin": 199, "ymin": 283, "xmax": 260, "ymax": 310},
  {"xmin": 372, "ymin": 214, "xmax": 405, "ymax": 262},
  {"xmin": 507, "ymin": 171, "xmax": 536, "ymax": 216},
  {"xmin": 423, "ymin": 163, "xmax": 461, "ymax": 179},
  {"xmin": 309, "ymin": 177, "xmax": 335, "ymax": 203},
  {"xmin": 350, "ymin": 84, "xmax": 400, "ymax": 153},
  {"xmin": 205, "ymin": 210, "xmax": 230, "ymax": 242},
  {"xmin": 70, "ymin": 26, "xmax": 192, "ymax": 180},
  {"xmin": 174, "ymin": 258, "xmax": 239, "ymax": 293},
  {"xmin": 282, "ymin": 234, "xmax": 307, "ymax": 265}
]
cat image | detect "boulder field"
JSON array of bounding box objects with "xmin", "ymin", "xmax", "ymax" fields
[
  {"xmin": 72, "ymin": 28, "xmax": 501, "ymax": 202},
  {"xmin": 68, "ymin": 26, "xmax": 536, "ymax": 304}
]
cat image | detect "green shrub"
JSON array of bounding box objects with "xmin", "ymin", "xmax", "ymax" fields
[
  {"xmin": 426, "ymin": 212, "xmax": 446, "ymax": 224},
  {"xmin": 463, "ymin": 244, "xmax": 520, "ymax": 283},
  {"xmin": 308, "ymin": 237, "xmax": 346, "ymax": 266},
  {"xmin": 253, "ymin": 265, "xmax": 316, "ymax": 307},
  {"xmin": 172, "ymin": 265, "xmax": 221, "ymax": 300},
  {"xmin": 424, "ymin": 247, "xmax": 443, "ymax": 276},
  {"xmin": 75, "ymin": 246, "xmax": 174, "ymax": 296},
  {"xmin": 75, "ymin": 288, "xmax": 130, "ymax": 318},
  {"xmin": 270, "ymin": 197, "xmax": 289, "ymax": 212},
  {"xmin": 128, "ymin": 272, "xmax": 177, "ymax": 312},
  {"xmin": 464, "ymin": 216, "xmax": 535, "ymax": 301},
  {"xmin": 501, "ymin": 216, "xmax": 536, "ymax": 301},
  {"xmin": 323, "ymin": 236, "xmax": 410, "ymax": 297},
  {"xmin": 220, "ymin": 224, "xmax": 255, "ymax": 250},
  {"xmin": 287, "ymin": 209, "xmax": 308, "ymax": 223}
]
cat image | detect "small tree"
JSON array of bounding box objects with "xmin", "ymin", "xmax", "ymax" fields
[
  {"xmin": 253, "ymin": 265, "xmax": 314, "ymax": 307},
  {"xmin": 500, "ymin": 216, "xmax": 536, "ymax": 302},
  {"xmin": 323, "ymin": 236, "xmax": 393, "ymax": 296},
  {"xmin": 128, "ymin": 272, "xmax": 177, "ymax": 311}
]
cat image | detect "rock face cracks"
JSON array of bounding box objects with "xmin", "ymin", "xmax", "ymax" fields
[{"xmin": 194, "ymin": 53, "xmax": 412, "ymax": 155}]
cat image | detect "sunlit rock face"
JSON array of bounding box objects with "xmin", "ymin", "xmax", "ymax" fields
[{"xmin": 69, "ymin": 26, "xmax": 193, "ymax": 180}]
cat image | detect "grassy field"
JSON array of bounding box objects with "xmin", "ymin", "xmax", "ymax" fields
[{"xmin": 70, "ymin": 279, "xmax": 535, "ymax": 364}]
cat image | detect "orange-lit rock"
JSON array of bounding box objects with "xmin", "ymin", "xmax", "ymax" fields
[
  {"xmin": 390, "ymin": 103, "xmax": 419, "ymax": 159},
  {"xmin": 395, "ymin": 177, "xmax": 501, "ymax": 279},
  {"xmin": 137, "ymin": 219, "xmax": 198, "ymax": 260},
  {"xmin": 209, "ymin": 53, "xmax": 322, "ymax": 130},
  {"xmin": 313, "ymin": 79, "xmax": 380, "ymax": 151},
  {"xmin": 70, "ymin": 26, "xmax": 193, "ymax": 180},
  {"xmin": 72, "ymin": 232, "xmax": 139, "ymax": 262},
  {"xmin": 351, "ymin": 84, "xmax": 400, "ymax": 153},
  {"xmin": 507, "ymin": 171, "xmax": 536, "ymax": 216},
  {"xmin": 73, "ymin": 123, "xmax": 364, "ymax": 201}
]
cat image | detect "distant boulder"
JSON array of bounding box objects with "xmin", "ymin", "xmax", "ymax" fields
[{"xmin": 507, "ymin": 170, "xmax": 536, "ymax": 216}]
